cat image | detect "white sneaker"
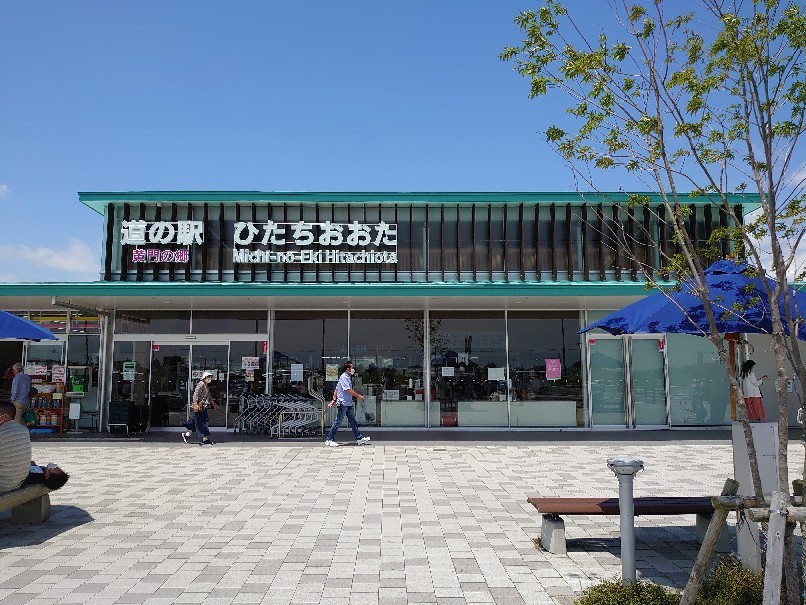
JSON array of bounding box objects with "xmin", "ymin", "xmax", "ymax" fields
[
  {"xmin": 325, "ymin": 440, "xmax": 340, "ymax": 447},
  {"xmin": 356, "ymin": 436, "xmax": 371, "ymax": 445}
]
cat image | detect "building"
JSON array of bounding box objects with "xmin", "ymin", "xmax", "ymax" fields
[{"xmin": 3, "ymin": 190, "xmax": 793, "ymax": 434}]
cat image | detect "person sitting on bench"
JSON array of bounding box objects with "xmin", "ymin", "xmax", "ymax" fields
[
  {"xmin": 0, "ymin": 403, "xmax": 33, "ymax": 492},
  {"xmin": 24, "ymin": 463, "xmax": 70, "ymax": 491}
]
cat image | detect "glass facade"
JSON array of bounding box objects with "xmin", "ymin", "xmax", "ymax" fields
[
  {"xmin": 92, "ymin": 308, "xmax": 749, "ymax": 431},
  {"xmin": 228, "ymin": 341, "xmax": 268, "ymax": 417},
  {"xmin": 349, "ymin": 312, "xmax": 424, "ymax": 427},
  {"xmin": 115, "ymin": 311, "xmax": 190, "ymax": 334},
  {"xmin": 589, "ymin": 338, "xmax": 626, "ymax": 426},
  {"xmin": 192, "ymin": 311, "xmax": 267, "ymax": 334},
  {"xmin": 429, "ymin": 312, "xmax": 508, "ymax": 427},
  {"xmin": 507, "ymin": 312, "xmax": 583, "ymax": 427},
  {"xmin": 272, "ymin": 311, "xmax": 348, "ymax": 397},
  {"xmin": 66, "ymin": 334, "xmax": 101, "ymax": 428},
  {"xmin": 110, "ymin": 341, "xmax": 151, "ymax": 432},
  {"xmin": 667, "ymin": 334, "xmax": 730, "ymax": 425}
]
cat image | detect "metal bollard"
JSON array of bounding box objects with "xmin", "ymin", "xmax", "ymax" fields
[{"xmin": 607, "ymin": 456, "xmax": 644, "ymax": 584}]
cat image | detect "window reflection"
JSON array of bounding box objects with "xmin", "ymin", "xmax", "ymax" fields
[
  {"xmin": 30, "ymin": 312, "xmax": 67, "ymax": 333},
  {"xmin": 115, "ymin": 311, "xmax": 190, "ymax": 334},
  {"xmin": 349, "ymin": 312, "xmax": 424, "ymax": 427},
  {"xmin": 69, "ymin": 311, "xmax": 101, "ymax": 334},
  {"xmin": 192, "ymin": 311, "xmax": 267, "ymax": 334},
  {"xmin": 667, "ymin": 334, "xmax": 730, "ymax": 425},
  {"xmin": 429, "ymin": 312, "xmax": 507, "ymax": 427},
  {"xmin": 272, "ymin": 312, "xmax": 348, "ymax": 399},
  {"xmin": 110, "ymin": 341, "xmax": 151, "ymax": 433},
  {"xmin": 67, "ymin": 335, "xmax": 101, "ymax": 428},
  {"xmin": 507, "ymin": 312, "xmax": 584, "ymax": 427}
]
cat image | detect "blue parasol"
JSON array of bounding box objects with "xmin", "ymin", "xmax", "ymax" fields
[
  {"xmin": 580, "ymin": 260, "xmax": 806, "ymax": 340},
  {"xmin": 0, "ymin": 310, "xmax": 58, "ymax": 341}
]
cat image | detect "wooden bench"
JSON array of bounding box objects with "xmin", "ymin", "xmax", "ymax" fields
[
  {"xmin": 527, "ymin": 496, "xmax": 724, "ymax": 554},
  {"xmin": 0, "ymin": 484, "xmax": 53, "ymax": 524}
]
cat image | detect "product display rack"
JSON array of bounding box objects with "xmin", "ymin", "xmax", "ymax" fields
[{"xmin": 30, "ymin": 383, "xmax": 67, "ymax": 433}]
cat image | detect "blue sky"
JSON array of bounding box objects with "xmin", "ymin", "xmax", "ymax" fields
[
  {"xmin": 1, "ymin": 1, "xmax": 801, "ymax": 282},
  {"xmin": 0, "ymin": 1, "xmax": 617, "ymax": 282}
]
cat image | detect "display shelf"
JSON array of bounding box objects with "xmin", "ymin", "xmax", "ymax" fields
[{"xmin": 29, "ymin": 382, "xmax": 67, "ymax": 432}]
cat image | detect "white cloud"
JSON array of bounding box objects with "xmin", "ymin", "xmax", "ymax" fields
[
  {"xmin": 0, "ymin": 239, "xmax": 100, "ymax": 280},
  {"xmin": 0, "ymin": 272, "xmax": 19, "ymax": 283},
  {"xmin": 0, "ymin": 184, "xmax": 9, "ymax": 197},
  {"xmin": 787, "ymin": 161, "xmax": 806, "ymax": 189}
]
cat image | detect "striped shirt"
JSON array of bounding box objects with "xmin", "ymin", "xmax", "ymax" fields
[{"xmin": 0, "ymin": 422, "xmax": 32, "ymax": 492}]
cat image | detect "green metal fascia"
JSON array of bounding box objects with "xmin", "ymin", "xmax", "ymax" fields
[
  {"xmin": 78, "ymin": 191, "xmax": 762, "ymax": 215},
  {"xmin": 0, "ymin": 281, "xmax": 657, "ymax": 298}
]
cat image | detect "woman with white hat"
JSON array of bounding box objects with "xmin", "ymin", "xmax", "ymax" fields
[{"xmin": 182, "ymin": 371, "xmax": 218, "ymax": 445}]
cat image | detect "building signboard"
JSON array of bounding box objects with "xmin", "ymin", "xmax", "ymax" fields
[
  {"xmin": 232, "ymin": 220, "xmax": 398, "ymax": 265},
  {"xmin": 119, "ymin": 218, "xmax": 398, "ymax": 265},
  {"xmin": 121, "ymin": 220, "xmax": 204, "ymax": 264}
]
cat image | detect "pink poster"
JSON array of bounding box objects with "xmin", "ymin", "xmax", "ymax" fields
[{"xmin": 545, "ymin": 358, "xmax": 562, "ymax": 381}]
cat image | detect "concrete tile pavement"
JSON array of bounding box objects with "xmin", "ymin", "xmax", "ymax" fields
[{"xmin": 0, "ymin": 437, "xmax": 803, "ymax": 604}]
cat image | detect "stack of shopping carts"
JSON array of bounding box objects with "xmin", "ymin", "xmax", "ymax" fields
[{"xmin": 235, "ymin": 394, "xmax": 324, "ymax": 438}]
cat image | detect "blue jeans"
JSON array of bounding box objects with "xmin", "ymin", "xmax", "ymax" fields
[
  {"xmin": 193, "ymin": 409, "xmax": 210, "ymax": 438},
  {"xmin": 326, "ymin": 405, "xmax": 363, "ymax": 441}
]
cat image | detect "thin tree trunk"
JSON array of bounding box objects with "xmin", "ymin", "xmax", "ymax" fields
[
  {"xmin": 783, "ymin": 522, "xmax": 799, "ymax": 605},
  {"xmin": 679, "ymin": 479, "xmax": 740, "ymax": 605}
]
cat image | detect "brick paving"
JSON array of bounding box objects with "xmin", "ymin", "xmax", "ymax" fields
[{"xmin": 0, "ymin": 436, "xmax": 802, "ymax": 604}]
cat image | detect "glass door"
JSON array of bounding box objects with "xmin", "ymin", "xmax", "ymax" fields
[
  {"xmin": 111, "ymin": 342, "xmax": 151, "ymax": 432},
  {"xmin": 588, "ymin": 336, "xmax": 627, "ymax": 426},
  {"xmin": 228, "ymin": 342, "xmax": 267, "ymax": 429},
  {"xmin": 191, "ymin": 344, "xmax": 229, "ymax": 427},
  {"xmin": 587, "ymin": 335, "xmax": 669, "ymax": 428},
  {"xmin": 630, "ymin": 337, "xmax": 668, "ymax": 427},
  {"xmin": 149, "ymin": 344, "xmax": 190, "ymax": 428}
]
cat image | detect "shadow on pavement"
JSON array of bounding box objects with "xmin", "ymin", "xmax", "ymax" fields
[{"xmin": 0, "ymin": 505, "xmax": 94, "ymax": 549}]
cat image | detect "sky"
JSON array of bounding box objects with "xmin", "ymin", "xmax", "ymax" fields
[{"xmin": 0, "ymin": 1, "xmax": 802, "ymax": 282}]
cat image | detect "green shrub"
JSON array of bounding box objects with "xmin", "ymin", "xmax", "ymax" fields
[
  {"xmin": 693, "ymin": 556, "xmax": 763, "ymax": 605},
  {"xmin": 575, "ymin": 579, "xmax": 679, "ymax": 605}
]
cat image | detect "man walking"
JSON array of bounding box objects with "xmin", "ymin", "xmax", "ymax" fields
[
  {"xmin": 325, "ymin": 360, "xmax": 370, "ymax": 447},
  {"xmin": 182, "ymin": 371, "xmax": 217, "ymax": 446},
  {"xmin": 10, "ymin": 363, "xmax": 32, "ymax": 425}
]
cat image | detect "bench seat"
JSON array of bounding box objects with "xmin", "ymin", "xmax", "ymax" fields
[
  {"xmin": 528, "ymin": 496, "xmax": 714, "ymax": 515},
  {"xmin": 0, "ymin": 485, "xmax": 52, "ymax": 524},
  {"xmin": 527, "ymin": 496, "xmax": 724, "ymax": 554}
]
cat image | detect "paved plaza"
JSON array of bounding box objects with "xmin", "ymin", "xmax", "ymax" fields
[{"xmin": 0, "ymin": 434, "xmax": 803, "ymax": 605}]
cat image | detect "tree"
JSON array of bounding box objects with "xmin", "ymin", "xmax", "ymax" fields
[{"xmin": 502, "ymin": 0, "xmax": 805, "ymax": 600}]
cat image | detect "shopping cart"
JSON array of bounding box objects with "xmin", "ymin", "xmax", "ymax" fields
[{"xmin": 235, "ymin": 384, "xmax": 325, "ymax": 438}]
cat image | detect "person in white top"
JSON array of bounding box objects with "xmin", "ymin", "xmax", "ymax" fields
[{"xmin": 740, "ymin": 359, "xmax": 767, "ymax": 421}]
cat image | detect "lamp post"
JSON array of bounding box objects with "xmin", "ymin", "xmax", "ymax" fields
[{"xmin": 607, "ymin": 456, "xmax": 644, "ymax": 584}]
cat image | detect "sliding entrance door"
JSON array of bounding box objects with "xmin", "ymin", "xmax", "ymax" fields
[{"xmin": 587, "ymin": 335, "xmax": 669, "ymax": 428}]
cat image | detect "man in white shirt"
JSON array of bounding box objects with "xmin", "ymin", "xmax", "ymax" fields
[{"xmin": 325, "ymin": 360, "xmax": 370, "ymax": 447}]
